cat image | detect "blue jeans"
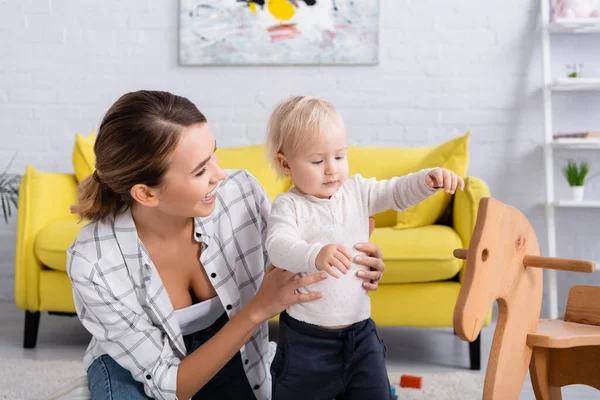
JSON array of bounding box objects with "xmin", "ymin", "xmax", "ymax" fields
[
  {"xmin": 87, "ymin": 312, "xmax": 255, "ymax": 399},
  {"xmin": 271, "ymin": 311, "xmax": 392, "ymax": 400}
]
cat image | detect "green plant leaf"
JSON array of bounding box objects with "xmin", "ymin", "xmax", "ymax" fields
[
  {"xmin": 0, "ymin": 156, "xmax": 21, "ymax": 223},
  {"xmin": 578, "ymin": 161, "xmax": 589, "ymax": 186},
  {"xmin": 563, "ymin": 160, "xmax": 591, "ymax": 186},
  {"xmin": 1, "ymin": 194, "xmax": 9, "ymax": 225}
]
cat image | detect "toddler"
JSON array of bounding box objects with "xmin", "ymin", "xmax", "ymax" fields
[{"xmin": 265, "ymin": 96, "xmax": 464, "ymax": 400}]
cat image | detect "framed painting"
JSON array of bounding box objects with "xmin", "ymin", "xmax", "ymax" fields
[{"xmin": 179, "ymin": 0, "xmax": 379, "ymax": 65}]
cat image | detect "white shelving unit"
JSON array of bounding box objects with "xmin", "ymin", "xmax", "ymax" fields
[
  {"xmin": 550, "ymin": 77, "xmax": 600, "ymax": 91},
  {"xmin": 548, "ymin": 18, "xmax": 600, "ymax": 33},
  {"xmin": 541, "ymin": 6, "xmax": 600, "ymax": 319},
  {"xmin": 551, "ymin": 200, "xmax": 600, "ymax": 208},
  {"xmin": 552, "ymin": 138, "xmax": 600, "ymax": 149}
]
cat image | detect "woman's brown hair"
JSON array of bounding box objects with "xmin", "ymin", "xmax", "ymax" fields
[{"xmin": 71, "ymin": 90, "xmax": 207, "ymax": 221}]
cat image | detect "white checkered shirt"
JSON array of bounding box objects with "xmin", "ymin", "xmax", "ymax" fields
[{"xmin": 67, "ymin": 170, "xmax": 274, "ymax": 400}]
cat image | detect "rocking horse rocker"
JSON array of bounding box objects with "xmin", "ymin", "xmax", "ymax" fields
[{"xmin": 452, "ymin": 197, "xmax": 600, "ymax": 399}]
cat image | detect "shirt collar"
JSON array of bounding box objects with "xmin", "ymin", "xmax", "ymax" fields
[
  {"xmin": 113, "ymin": 207, "xmax": 152, "ymax": 274},
  {"xmin": 289, "ymin": 186, "xmax": 343, "ymax": 203},
  {"xmin": 193, "ymin": 190, "xmax": 221, "ymax": 246},
  {"xmin": 193, "ymin": 214, "xmax": 214, "ymax": 246},
  {"xmin": 113, "ymin": 204, "xmax": 216, "ymax": 262}
]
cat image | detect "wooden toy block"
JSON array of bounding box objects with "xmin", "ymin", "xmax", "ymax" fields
[{"xmin": 400, "ymin": 374, "xmax": 422, "ymax": 389}]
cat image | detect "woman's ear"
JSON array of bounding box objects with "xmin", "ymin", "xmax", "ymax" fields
[
  {"xmin": 130, "ymin": 184, "xmax": 160, "ymax": 207},
  {"xmin": 277, "ymin": 153, "xmax": 291, "ymax": 176}
]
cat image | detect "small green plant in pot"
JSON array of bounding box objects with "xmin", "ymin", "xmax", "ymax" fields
[{"xmin": 562, "ymin": 160, "xmax": 589, "ymax": 201}]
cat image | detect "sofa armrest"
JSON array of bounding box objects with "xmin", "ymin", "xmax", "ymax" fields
[
  {"xmin": 14, "ymin": 165, "xmax": 79, "ymax": 311},
  {"xmin": 452, "ymin": 176, "xmax": 491, "ymax": 282}
]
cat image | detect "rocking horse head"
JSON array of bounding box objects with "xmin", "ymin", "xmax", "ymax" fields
[
  {"xmin": 453, "ymin": 198, "xmax": 595, "ymax": 344},
  {"xmin": 453, "ymin": 197, "xmax": 542, "ymax": 343},
  {"xmin": 451, "ymin": 197, "xmax": 595, "ymax": 399}
]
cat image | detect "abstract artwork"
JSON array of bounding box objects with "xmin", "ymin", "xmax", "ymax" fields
[{"xmin": 179, "ymin": 0, "xmax": 379, "ymax": 65}]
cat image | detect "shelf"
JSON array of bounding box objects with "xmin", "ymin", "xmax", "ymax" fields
[
  {"xmin": 551, "ymin": 138, "xmax": 600, "ymax": 149},
  {"xmin": 549, "ymin": 78, "xmax": 600, "ymax": 91},
  {"xmin": 550, "ymin": 200, "xmax": 600, "ymax": 208},
  {"xmin": 539, "ymin": 3, "xmax": 598, "ymax": 321},
  {"xmin": 548, "ymin": 18, "xmax": 600, "ymax": 33}
]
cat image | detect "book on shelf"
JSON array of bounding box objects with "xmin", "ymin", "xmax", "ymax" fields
[{"xmin": 553, "ymin": 132, "xmax": 600, "ymax": 140}]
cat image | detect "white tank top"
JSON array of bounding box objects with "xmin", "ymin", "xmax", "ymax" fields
[{"xmin": 174, "ymin": 296, "xmax": 225, "ymax": 336}]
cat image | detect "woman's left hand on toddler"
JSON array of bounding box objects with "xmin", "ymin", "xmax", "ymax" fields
[
  {"xmin": 426, "ymin": 168, "xmax": 465, "ymax": 194},
  {"xmin": 354, "ymin": 242, "xmax": 385, "ymax": 291}
]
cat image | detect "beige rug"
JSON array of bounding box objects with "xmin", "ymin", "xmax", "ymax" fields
[
  {"xmin": 388, "ymin": 371, "xmax": 484, "ymax": 399},
  {"xmin": 0, "ymin": 357, "xmax": 484, "ymax": 399},
  {"xmin": 0, "ymin": 358, "xmax": 86, "ymax": 400}
]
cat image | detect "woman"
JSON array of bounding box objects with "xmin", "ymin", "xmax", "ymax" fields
[{"xmin": 67, "ymin": 90, "xmax": 386, "ymax": 400}]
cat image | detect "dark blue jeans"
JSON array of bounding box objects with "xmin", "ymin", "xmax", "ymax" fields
[
  {"xmin": 87, "ymin": 312, "xmax": 255, "ymax": 399},
  {"xmin": 271, "ymin": 311, "xmax": 392, "ymax": 400}
]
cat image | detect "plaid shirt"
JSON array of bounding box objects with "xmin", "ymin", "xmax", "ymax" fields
[{"xmin": 67, "ymin": 170, "xmax": 274, "ymax": 400}]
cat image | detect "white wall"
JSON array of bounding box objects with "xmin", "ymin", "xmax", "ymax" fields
[{"xmin": 1, "ymin": 0, "xmax": 599, "ymax": 316}]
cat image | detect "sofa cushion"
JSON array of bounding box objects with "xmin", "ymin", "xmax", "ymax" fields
[
  {"xmin": 347, "ymin": 145, "xmax": 432, "ymax": 227},
  {"xmin": 72, "ymin": 131, "xmax": 96, "ymax": 182},
  {"xmin": 369, "ymin": 281, "xmax": 492, "ymax": 328},
  {"xmin": 395, "ymin": 132, "xmax": 470, "ymax": 230},
  {"xmin": 369, "ymin": 281, "xmax": 461, "ymax": 327},
  {"xmin": 40, "ymin": 270, "xmax": 76, "ymax": 312},
  {"xmin": 35, "ymin": 219, "xmax": 84, "ymax": 272},
  {"xmin": 370, "ymin": 225, "xmax": 464, "ymax": 284},
  {"xmin": 216, "ymin": 144, "xmax": 291, "ymax": 200}
]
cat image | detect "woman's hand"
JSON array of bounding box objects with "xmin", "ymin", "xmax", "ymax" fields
[
  {"xmin": 247, "ymin": 265, "xmax": 328, "ymax": 324},
  {"xmin": 354, "ymin": 242, "xmax": 385, "ymax": 291}
]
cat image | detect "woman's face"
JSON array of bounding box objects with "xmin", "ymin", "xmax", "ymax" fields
[{"xmin": 157, "ymin": 123, "xmax": 226, "ymax": 218}]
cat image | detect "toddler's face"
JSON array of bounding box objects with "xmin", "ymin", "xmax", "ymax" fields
[{"xmin": 286, "ymin": 128, "xmax": 349, "ymax": 199}]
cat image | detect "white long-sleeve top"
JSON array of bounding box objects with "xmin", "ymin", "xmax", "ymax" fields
[{"xmin": 266, "ymin": 170, "xmax": 438, "ymax": 327}]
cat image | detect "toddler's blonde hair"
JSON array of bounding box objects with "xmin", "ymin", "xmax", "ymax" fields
[{"xmin": 266, "ymin": 96, "xmax": 345, "ymax": 178}]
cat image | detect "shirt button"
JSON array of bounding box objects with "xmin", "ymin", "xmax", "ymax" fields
[
  {"xmin": 253, "ymin": 384, "xmax": 260, "ymax": 390},
  {"xmin": 244, "ymin": 359, "xmax": 249, "ymax": 365},
  {"xmin": 226, "ymin": 304, "xmax": 232, "ymax": 310},
  {"xmin": 145, "ymin": 374, "xmax": 152, "ymax": 380},
  {"xmin": 210, "ymin": 273, "xmax": 217, "ymax": 278}
]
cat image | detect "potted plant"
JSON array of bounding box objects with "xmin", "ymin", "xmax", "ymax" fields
[
  {"xmin": 0, "ymin": 156, "xmax": 21, "ymax": 223},
  {"xmin": 562, "ymin": 160, "xmax": 589, "ymax": 201}
]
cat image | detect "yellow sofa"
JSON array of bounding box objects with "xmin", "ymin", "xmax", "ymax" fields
[{"xmin": 14, "ymin": 138, "xmax": 490, "ymax": 369}]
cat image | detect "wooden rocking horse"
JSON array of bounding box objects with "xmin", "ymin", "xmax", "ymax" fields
[{"xmin": 452, "ymin": 197, "xmax": 600, "ymax": 399}]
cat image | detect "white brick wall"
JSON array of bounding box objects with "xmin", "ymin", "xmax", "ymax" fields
[{"xmin": 1, "ymin": 0, "xmax": 599, "ymax": 316}]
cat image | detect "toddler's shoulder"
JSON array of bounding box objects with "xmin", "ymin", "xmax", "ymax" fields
[
  {"xmin": 347, "ymin": 174, "xmax": 365, "ymax": 184},
  {"xmin": 272, "ymin": 190, "xmax": 300, "ymax": 210},
  {"xmin": 344, "ymin": 174, "xmax": 370, "ymax": 193}
]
